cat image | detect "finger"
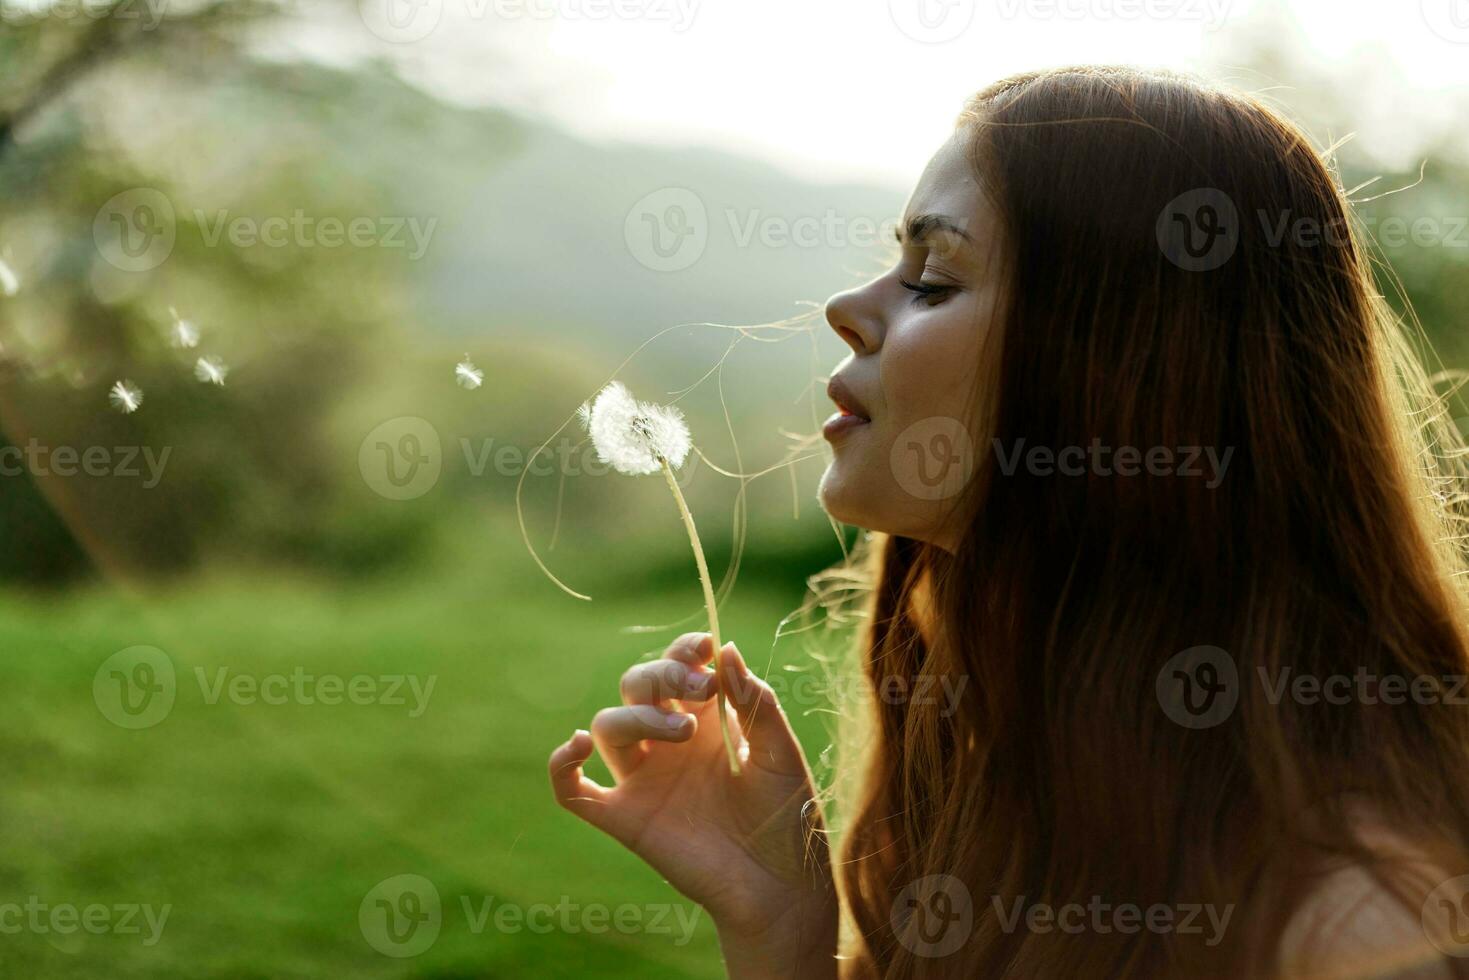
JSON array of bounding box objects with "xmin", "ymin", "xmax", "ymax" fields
[
  {"xmin": 620, "ymin": 658, "xmax": 716, "ymax": 707},
  {"xmin": 548, "ymin": 730, "xmax": 614, "ymax": 827},
  {"xmin": 717, "ymin": 643, "xmax": 807, "ymax": 777},
  {"xmin": 590, "ymin": 704, "xmax": 697, "ymax": 780},
  {"xmin": 664, "ymin": 632, "xmax": 717, "ymax": 668}
]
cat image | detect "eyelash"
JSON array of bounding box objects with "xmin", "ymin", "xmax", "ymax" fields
[{"xmin": 898, "ymin": 276, "xmax": 956, "ymax": 306}]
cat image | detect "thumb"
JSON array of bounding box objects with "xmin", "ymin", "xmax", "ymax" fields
[{"xmin": 717, "ymin": 643, "xmax": 806, "ymax": 777}]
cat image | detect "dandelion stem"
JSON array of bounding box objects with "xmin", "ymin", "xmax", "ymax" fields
[{"xmin": 660, "ymin": 459, "xmax": 742, "ymax": 775}]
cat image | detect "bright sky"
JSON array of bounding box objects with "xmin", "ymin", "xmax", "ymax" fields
[{"xmin": 275, "ymin": 0, "xmax": 1469, "ymax": 188}]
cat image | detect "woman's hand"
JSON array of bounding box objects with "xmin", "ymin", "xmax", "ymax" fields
[{"xmin": 548, "ymin": 633, "xmax": 837, "ymax": 979}]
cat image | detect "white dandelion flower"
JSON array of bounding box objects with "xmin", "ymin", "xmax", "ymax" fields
[
  {"xmin": 109, "ymin": 380, "xmax": 142, "ymax": 414},
  {"xmin": 455, "ymin": 355, "xmax": 483, "ymax": 390},
  {"xmin": 194, "ymin": 355, "xmax": 228, "ymax": 385},
  {"xmin": 0, "ymin": 256, "xmax": 19, "ymax": 298},
  {"xmin": 579, "ymin": 381, "xmax": 691, "ymax": 476},
  {"xmin": 169, "ymin": 309, "xmax": 199, "ymax": 349},
  {"xmin": 573, "ymin": 380, "xmax": 737, "ymax": 772}
]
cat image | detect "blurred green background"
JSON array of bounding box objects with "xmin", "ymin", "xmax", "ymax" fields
[{"xmin": 0, "ymin": 1, "xmax": 1466, "ymax": 976}]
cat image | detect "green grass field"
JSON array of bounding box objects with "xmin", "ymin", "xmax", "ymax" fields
[{"xmin": 0, "ymin": 538, "xmax": 846, "ymax": 978}]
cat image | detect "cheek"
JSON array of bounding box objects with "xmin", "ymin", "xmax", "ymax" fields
[{"xmin": 881, "ymin": 306, "xmax": 987, "ymax": 429}]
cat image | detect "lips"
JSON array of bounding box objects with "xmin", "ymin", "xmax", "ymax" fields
[
  {"xmin": 826, "ymin": 375, "xmax": 871, "ymax": 422},
  {"xmin": 823, "ymin": 375, "xmax": 871, "ymax": 441}
]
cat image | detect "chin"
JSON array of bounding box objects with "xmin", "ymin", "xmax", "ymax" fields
[
  {"xmin": 818, "ymin": 460, "xmax": 880, "ymax": 532},
  {"xmin": 817, "ymin": 464, "xmax": 854, "ymax": 524},
  {"xmin": 819, "ymin": 459, "xmax": 956, "ymax": 548}
]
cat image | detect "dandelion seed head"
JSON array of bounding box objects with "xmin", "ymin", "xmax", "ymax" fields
[
  {"xmin": 194, "ymin": 355, "xmax": 228, "ymax": 385},
  {"xmin": 109, "ymin": 380, "xmax": 142, "ymax": 414},
  {"xmin": 455, "ymin": 356, "xmax": 483, "ymax": 390},
  {"xmin": 579, "ymin": 381, "xmax": 691, "ymax": 475},
  {"xmin": 0, "ymin": 257, "xmax": 19, "ymax": 298}
]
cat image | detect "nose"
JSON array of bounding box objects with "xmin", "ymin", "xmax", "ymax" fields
[{"xmin": 824, "ymin": 282, "xmax": 883, "ymax": 356}]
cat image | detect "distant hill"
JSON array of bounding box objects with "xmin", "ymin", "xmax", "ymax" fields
[{"xmin": 193, "ymin": 57, "xmax": 906, "ymax": 355}]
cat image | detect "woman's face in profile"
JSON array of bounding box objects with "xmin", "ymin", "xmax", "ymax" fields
[{"xmin": 819, "ymin": 131, "xmax": 1005, "ymax": 549}]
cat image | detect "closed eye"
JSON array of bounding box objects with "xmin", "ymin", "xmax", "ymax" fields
[{"xmin": 898, "ymin": 276, "xmax": 957, "ymax": 305}]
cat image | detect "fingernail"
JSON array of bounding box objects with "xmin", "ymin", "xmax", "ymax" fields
[
  {"xmin": 685, "ymin": 670, "xmax": 712, "ymax": 694},
  {"xmin": 666, "ymin": 712, "xmax": 689, "ymax": 729}
]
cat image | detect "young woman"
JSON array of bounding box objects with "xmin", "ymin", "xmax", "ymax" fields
[{"xmin": 548, "ymin": 66, "xmax": 1469, "ymax": 978}]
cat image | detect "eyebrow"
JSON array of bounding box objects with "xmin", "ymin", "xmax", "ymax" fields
[{"xmin": 894, "ymin": 213, "xmax": 974, "ymax": 246}]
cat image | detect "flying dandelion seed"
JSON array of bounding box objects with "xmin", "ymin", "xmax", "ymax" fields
[
  {"xmin": 578, "ymin": 382, "xmax": 740, "ymax": 774},
  {"xmin": 0, "ymin": 257, "xmax": 19, "ymax": 298},
  {"xmin": 455, "ymin": 355, "xmax": 483, "ymax": 390},
  {"xmin": 194, "ymin": 355, "xmax": 228, "ymax": 385},
  {"xmin": 169, "ymin": 308, "xmax": 199, "ymax": 349},
  {"xmin": 109, "ymin": 380, "xmax": 142, "ymax": 414}
]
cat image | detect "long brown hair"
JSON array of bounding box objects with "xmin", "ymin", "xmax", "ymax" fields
[{"xmin": 834, "ymin": 67, "xmax": 1469, "ymax": 978}]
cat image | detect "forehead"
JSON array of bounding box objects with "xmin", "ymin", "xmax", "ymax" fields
[
  {"xmin": 903, "ymin": 131, "xmax": 986, "ymax": 236},
  {"xmin": 900, "ymin": 131, "xmax": 1001, "ymax": 269}
]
